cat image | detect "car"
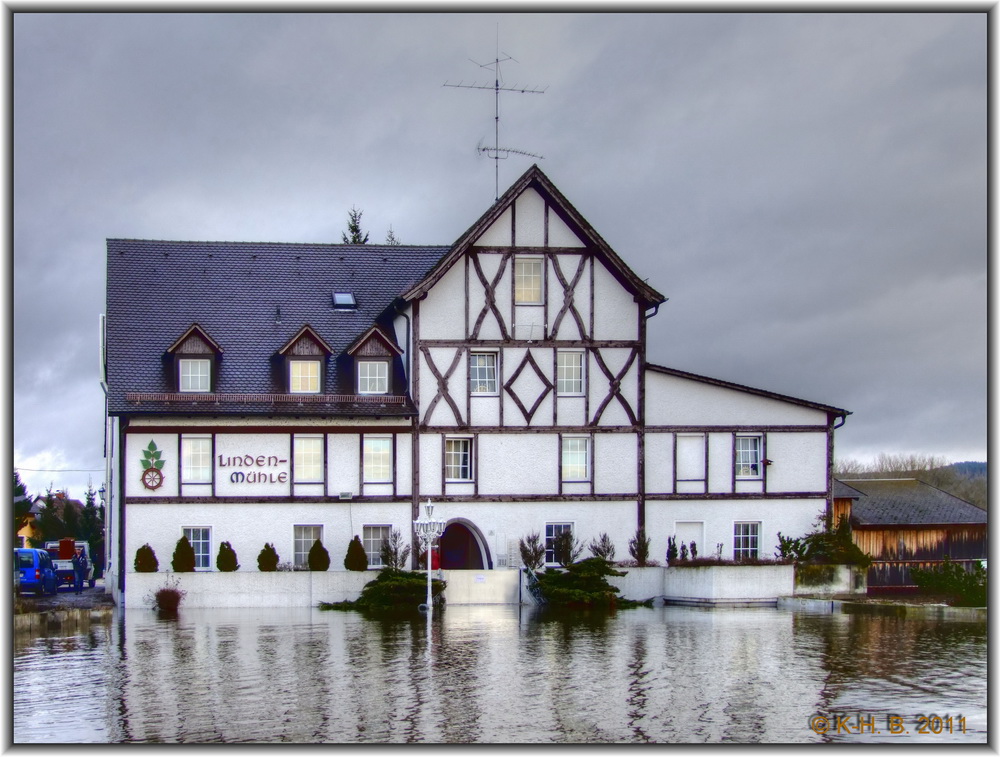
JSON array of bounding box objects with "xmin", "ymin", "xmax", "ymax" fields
[{"xmin": 15, "ymin": 548, "xmax": 58, "ymax": 595}]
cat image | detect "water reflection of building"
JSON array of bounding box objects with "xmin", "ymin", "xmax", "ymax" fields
[{"xmin": 102, "ymin": 165, "xmax": 848, "ymax": 604}]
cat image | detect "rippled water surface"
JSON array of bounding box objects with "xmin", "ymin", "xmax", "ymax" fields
[{"xmin": 14, "ymin": 606, "xmax": 986, "ymax": 743}]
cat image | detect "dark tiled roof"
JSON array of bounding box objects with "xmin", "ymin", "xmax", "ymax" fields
[
  {"xmin": 833, "ymin": 480, "xmax": 862, "ymax": 500},
  {"xmin": 106, "ymin": 240, "xmax": 447, "ymax": 416},
  {"xmin": 838, "ymin": 478, "xmax": 987, "ymax": 526}
]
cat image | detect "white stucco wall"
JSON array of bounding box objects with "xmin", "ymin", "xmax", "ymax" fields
[
  {"xmin": 765, "ymin": 432, "xmax": 828, "ymax": 492},
  {"xmin": 592, "ymin": 260, "xmax": 638, "ymax": 341},
  {"xmin": 474, "ymin": 206, "xmax": 512, "ymax": 246},
  {"xmin": 514, "ymin": 187, "xmax": 546, "ymax": 247},
  {"xmin": 416, "ymin": 258, "xmax": 465, "ymax": 340},
  {"xmin": 643, "ymin": 498, "xmax": 825, "ymax": 565},
  {"xmin": 593, "ymin": 434, "xmax": 638, "ymax": 494},
  {"xmin": 645, "ymin": 370, "xmax": 832, "ymax": 427}
]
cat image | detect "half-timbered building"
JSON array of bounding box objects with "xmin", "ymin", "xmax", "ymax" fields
[{"xmin": 102, "ymin": 165, "xmax": 849, "ymax": 601}]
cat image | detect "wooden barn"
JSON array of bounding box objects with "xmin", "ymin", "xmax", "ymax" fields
[{"xmin": 834, "ymin": 478, "xmax": 987, "ymax": 594}]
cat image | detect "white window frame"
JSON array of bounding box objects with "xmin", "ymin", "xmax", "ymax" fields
[
  {"xmin": 294, "ymin": 525, "xmax": 323, "ymax": 568},
  {"xmin": 469, "ymin": 352, "xmax": 498, "ymax": 395},
  {"xmin": 733, "ymin": 521, "xmax": 760, "ymax": 561},
  {"xmin": 545, "ymin": 523, "xmax": 573, "ymax": 565},
  {"xmin": 363, "ymin": 525, "xmax": 391, "ymax": 568},
  {"xmin": 556, "ymin": 351, "xmax": 585, "ymax": 396},
  {"xmin": 181, "ymin": 436, "xmax": 212, "ymax": 484},
  {"xmin": 561, "ymin": 436, "xmax": 590, "ymax": 482},
  {"xmin": 445, "ymin": 437, "xmax": 473, "ymax": 482},
  {"xmin": 363, "ymin": 436, "xmax": 393, "ymax": 483},
  {"xmin": 514, "ymin": 257, "xmax": 543, "ymax": 305},
  {"xmin": 293, "ymin": 435, "xmax": 324, "ymax": 484},
  {"xmin": 735, "ymin": 435, "xmax": 763, "ymax": 479},
  {"xmin": 357, "ymin": 360, "xmax": 389, "ymax": 395},
  {"xmin": 179, "ymin": 358, "xmax": 211, "ymax": 392},
  {"xmin": 182, "ymin": 526, "xmax": 212, "ymax": 570},
  {"xmin": 289, "ymin": 359, "xmax": 321, "ymax": 394}
]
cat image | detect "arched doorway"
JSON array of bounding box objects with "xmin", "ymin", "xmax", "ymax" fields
[{"xmin": 439, "ymin": 521, "xmax": 490, "ymax": 570}]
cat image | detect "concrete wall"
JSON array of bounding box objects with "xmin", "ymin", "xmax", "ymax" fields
[
  {"xmin": 123, "ymin": 569, "xmax": 521, "ymax": 609},
  {"xmin": 793, "ymin": 564, "xmax": 867, "ymax": 596},
  {"xmin": 608, "ymin": 564, "xmax": 795, "ymax": 605}
]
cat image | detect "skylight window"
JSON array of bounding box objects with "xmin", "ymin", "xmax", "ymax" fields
[{"xmin": 333, "ymin": 292, "xmax": 356, "ymax": 309}]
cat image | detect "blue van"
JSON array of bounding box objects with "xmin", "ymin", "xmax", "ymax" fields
[{"xmin": 15, "ymin": 548, "xmax": 58, "ymax": 595}]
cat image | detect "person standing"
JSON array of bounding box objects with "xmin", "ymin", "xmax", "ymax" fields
[{"xmin": 72, "ymin": 547, "xmax": 88, "ymax": 594}]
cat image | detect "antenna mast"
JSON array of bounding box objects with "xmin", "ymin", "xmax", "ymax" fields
[{"xmin": 444, "ymin": 29, "xmax": 547, "ymax": 201}]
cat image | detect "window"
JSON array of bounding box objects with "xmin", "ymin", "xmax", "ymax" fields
[
  {"xmin": 469, "ymin": 353, "xmax": 498, "ymax": 395},
  {"xmin": 545, "ymin": 523, "xmax": 572, "ymax": 564},
  {"xmin": 445, "ymin": 438, "xmax": 473, "ymax": 481},
  {"xmin": 733, "ymin": 522, "xmax": 760, "ymax": 561},
  {"xmin": 735, "ymin": 435, "xmax": 762, "ymax": 478},
  {"xmin": 183, "ymin": 527, "xmax": 211, "ymax": 570},
  {"xmin": 294, "ymin": 436, "xmax": 324, "ymax": 483},
  {"xmin": 363, "ymin": 436, "xmax": 392, "ymax": 483},
  {"xmin": 514, "ymin": 257, "xmax": 543, "ymax": 304},
  {"xmin": 357, "ymin": 360, "xmax": 388, "ymax": 394},
  {"xmin": 556, "ymin": 351, "xmax": 584, "ymax": 395},
  {"xmin": 289, "ymin": 360, "xmax": 321, "ymax": 394},
  {"xmin": 294, "ymin": 525, "xmax": 322, "ymax": 568},
  {"xmin": 561, "ymin": 437, "xmax": 590, "ymax": 481},
  {"xmin": 333, "ymin": 292, "xmax": 357, "ymax": 309},
  {"xmin": 363, "ymin": 525, "xmax": 391, "ymax": 567},
  {"xmin": 181, "ymin": 436, "xmax": 212, "ymax": 483},
  {"xmin": 179, "ymin": 358, "xmax": 211, "ymax": 392}
]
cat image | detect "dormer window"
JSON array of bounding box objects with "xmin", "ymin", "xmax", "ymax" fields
[
  {"xmin": 166, "ymin": 324, "xmax": 222, "ymax": 393},
  {"xmin": 179, "ymin": 358, "xmax": 212, "ymax": 392},
  {"xmin": 346, "ymin": 325, "xmax": 404, "ymax": 396},
  {"xmin": 289, "ymin": 359, "xmax": 321, "ymax": 394},
  {"xmin": 278, "ymin": 326, "xmax": 333, "ymax": 395},
  {"xmin": 357, "ymin": 360, "xmax": 388, "ymax": 395}
]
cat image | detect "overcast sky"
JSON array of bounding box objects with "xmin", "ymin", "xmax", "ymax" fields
[{"xmin": 12, "ymin": 11, "xmax": 987, "ymax": 500}]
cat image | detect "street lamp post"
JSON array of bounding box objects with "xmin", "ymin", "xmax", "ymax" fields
[{"xmin": 413, "ymin": 501, "xmax": 446, "ymax": 617}]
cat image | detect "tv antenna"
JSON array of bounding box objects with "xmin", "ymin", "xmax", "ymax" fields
[{"xmin": 445, "ymin": 33, "xmax": 547, "ymax": 202}]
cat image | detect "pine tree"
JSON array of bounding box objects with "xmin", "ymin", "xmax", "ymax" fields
[
  {"xmin": 341, "ymin": 206, "xmax": 369, "ymax": 244},
  {"xmin": 216, "ymin": 541, "xmax": 240, "ymax": 571},
  {"xmin": 172, "ymin": 535, "xmax": 197, "ymax": 572},
  {"xmin": 385, "ymin": 225, "xmax": 401, "ymax": 245},
  {"xmin": 258, "ymin": 542, "xmax": 280, "ymax": 572},
  {"xmin": 308, "ymin": 538, "xmax": 331, "ymax": 571},
  {"xmin": 135, "ymin": 543, "xmax": 159, "ymax": 572},
  {"xmin": 344, "ymin": 535, "xmax": 368, "ymax": 571},
  {"xmin": 13, "ymin": 470, "xmax": 31, "ymax": 546}
]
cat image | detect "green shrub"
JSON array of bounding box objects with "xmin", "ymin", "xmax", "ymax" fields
[
  {"xmin": 134, "ymin": 543, "xmax": 159, "ymax": 573},
  {"xmin": 588, "ymin": 533, "xmax": 616, "ymax": 561},
  {"xmin": 553, "ymin": 530, "xmax": 583, "ymax": 568},
  {"xmin": 216, "ymin": 541, "xmax": 240, "ymax": 572},
  {"xmin": 171, "ymin": 535, "xmax": 197, "ymax": 573},
  {"xmin": 629, "ymin": 528, "xmax": 651, "ymax": 567},
  {"xmin": 536, "ymin": 557, "xmax": 632, "ymax": 609},
  {"xmin": 355, "ymin": 569, "xmax": 446, "ymax": 612},
  {"xmin": 344, "ymin": 535, "xmax": 368, "ymax": 571},
  {"xmin": 519, "ymin": 532, "xmax": 545, "ymax": 570},
  {"xmin": 379, "ymin": 529, "xmax": 411, "ymax": 570},
  {"xmin": 912, "ymin": 557, "xmax": 987, "ymax": 607},
  {"xmin": 775, "ymin": 516, "xmax": 872, "ymax": 568},
  {"xmin": 308, "ymin": 538, "xmax": 331, "ymax": 571},
  {"xmin": 257, "ymin": 543, "xmax": 279, "ymax": 572}
]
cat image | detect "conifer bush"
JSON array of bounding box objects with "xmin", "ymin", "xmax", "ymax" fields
[
  {"xmin": 379, "ymin": 529, "xmax": 411, "ymax": 570},
  {"xmin": 629, "ymin": 527, "xmax": 651, "ymax": 567},
  {"xmin": 588, "ymin": 533, "xmax": 616, "ymax": 561},
  {"xmin": 308, "ymin": 538, "xmax": 331, "ymax": 571},
  {"xmin": 344, "ymin": 536, "xmax": 368, "ymax": 571},
  {"xmin": 171, "ymin": 535, "xmax": 197, "ymax": 572},
  {"xmin": 257, "ymin": 543, "xmax": 280, "ymax": 572},
  {"xmin": 134, "ymin": 543, "xmax": 159, "ymax": 573},
  {"xmin": 216, "ymin": 541, "xmax": 240, "ymax": 571},
  {"xmin": 536, "ymin": 557, "xmax": 633, "ymax": 609},
  {"xmin": 519, "ymin": 532, "xmax": 545, "ymax": 570}
]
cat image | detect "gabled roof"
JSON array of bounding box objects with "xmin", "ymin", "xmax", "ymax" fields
[
  {"xmin": 106, "ymin": 240, "xmax": 446, "ymax": 415},
  {"xmin": 838, "ymin": 478, "xmax": 987, "ymax": 526},
  {"xmin": 346, "ymin": 325, "xmax": 404, "ymax": 357},
  {"xmin": 167, "ymin": 323, "xmax": 223, "ymax": 354},
  {"xmin": 277, "ymin": 325, "xmax": 334, "ymax": 356},
  {"xmin": 402, "ymin": 164, "xmax": 666, "ymax": 308},
  {"xmin": 647, "ymin": 363, "xmax": 851, "ymax": 419}
]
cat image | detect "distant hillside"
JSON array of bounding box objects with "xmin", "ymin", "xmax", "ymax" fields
[{"xmin": 945, "ymin": 461, "xmax": 987, "ymax": 479}]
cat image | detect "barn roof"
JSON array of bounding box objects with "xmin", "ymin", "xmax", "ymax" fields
[{"xmin": 838, "ymin": 478, "xmax": 987, "ymax": 526}]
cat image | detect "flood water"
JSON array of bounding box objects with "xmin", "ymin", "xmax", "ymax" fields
[{"xmin": 14, "ymin": 605, "xmax": 987, "ymax": 744}]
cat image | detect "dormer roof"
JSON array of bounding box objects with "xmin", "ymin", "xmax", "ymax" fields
[{"xmin": 166, "ymin": 323, "xmax": 223, "ymax": 354}]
